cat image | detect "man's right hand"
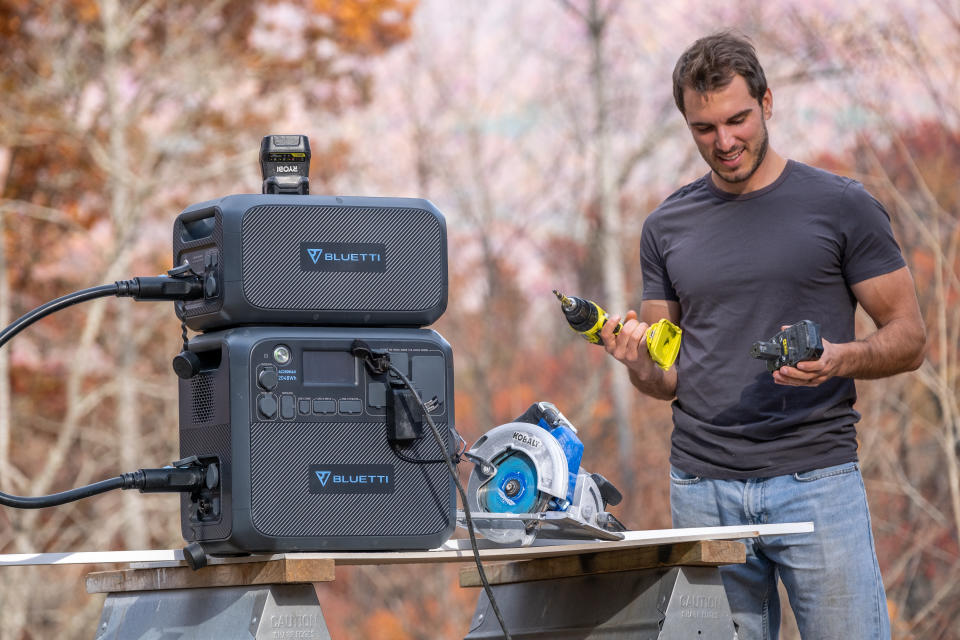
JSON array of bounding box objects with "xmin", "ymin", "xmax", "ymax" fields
[
  {"xmin": 601, "ymin": 309, "xmax": 653, "ymax": 372},
  {"xmin": 600, "ymin": 308, "xmax": 678, "ymax": 400}
]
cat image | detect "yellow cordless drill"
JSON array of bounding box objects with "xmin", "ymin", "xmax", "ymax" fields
[{"xmin": 553, "ymin": 290, "xmax": 682, "ymax": 370}]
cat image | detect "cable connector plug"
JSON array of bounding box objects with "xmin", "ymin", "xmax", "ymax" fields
[
  {"xmin": 121, "ymin": 458, "xmax": 217, "ymax": 494},
  {"xmin": 351, "ymin": 339, "xmax": 392, "ymax": 375},
  {"xmin": 114, "ymin": 275, "xmax": 204, "ymax": 301}
]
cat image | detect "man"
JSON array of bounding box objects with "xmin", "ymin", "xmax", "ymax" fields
[{"xmin": 600, "ymin": 32, "xmax": 925, "ymax": 639}]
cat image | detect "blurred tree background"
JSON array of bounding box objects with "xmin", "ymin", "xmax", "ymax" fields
[{"xmin": 1, "ymin": 0, "xmax": 957, "ymax": 638}]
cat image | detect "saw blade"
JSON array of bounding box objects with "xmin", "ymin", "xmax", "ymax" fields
[{"xmin": 476, "ymin": 451, "xmax": 548, "ymax": 514}]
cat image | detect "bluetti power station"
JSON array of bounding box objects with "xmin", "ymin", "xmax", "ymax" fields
[{"xmin": 173, "ymin": 135, "xmax": 457, "ymax": 556}]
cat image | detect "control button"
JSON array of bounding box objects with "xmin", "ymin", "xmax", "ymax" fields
[
  {"xmin": 339, "ymin": 399, "xmax": 362, "ymax": 414},
  {"xmin": 313, "ymin": 399, "xmax": 336, "ymax": 414},
  {"xmin": 273, "ymin": 345, "xmax": 292, "ymax": 365},
  {"xmin": 368, "ymin": 383, "xmax": 387, "ymax": 409},
  {"xmin": 298, "ymin": 399, "xmax": 311, "ymax": 415},
  {"xmin": 257, "ymin": 367, "xmax": 278, "ymax": 390},
  {"xmin": 280, "ymin": 394, "xmax": 296, "ymax": 420},
  {"xmin": 257, "ymin": 394, "xmax": 278, "ymax": 420}
]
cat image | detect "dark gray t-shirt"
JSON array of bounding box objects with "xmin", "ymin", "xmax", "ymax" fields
[{"xmin": 640, "ymin": 160, "xmax": 905, "ymax": 479}]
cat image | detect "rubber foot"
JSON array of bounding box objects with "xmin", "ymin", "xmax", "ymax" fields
[{"xmin": 182, "ymin": 542, "xmax": 209, "ymax": 570}]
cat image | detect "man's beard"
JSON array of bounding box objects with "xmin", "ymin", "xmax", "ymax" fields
[{"xmin": 711, "ymin": 120, "xmax": 769, "ymax": 184}]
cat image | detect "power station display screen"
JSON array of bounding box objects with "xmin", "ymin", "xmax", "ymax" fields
[{"xmin": 302, "ymin": 350, "xmax": 357, "ymax": 386}]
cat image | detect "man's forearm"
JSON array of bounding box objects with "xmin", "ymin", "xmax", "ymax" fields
[
  {"xmin": 835, "ymin": 316, "xmax": 926, "ymax": 379},
  {"xmin": 628, "ymin": 366, "xmax": 677, "ymax": 401}
]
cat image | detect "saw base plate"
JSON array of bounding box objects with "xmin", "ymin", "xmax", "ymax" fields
[{"xmin": 457, "ymin": 510, "xmax": 624, "ymax": 545}]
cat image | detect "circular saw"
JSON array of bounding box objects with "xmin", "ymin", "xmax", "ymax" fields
[{"xmin": 462, "ymin": 402, "xmax": 625, "ymax": 546}]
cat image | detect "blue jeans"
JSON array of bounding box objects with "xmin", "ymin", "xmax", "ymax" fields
[{"xmin": 670, "ymin": 461, "xmax": 890, "ymax": 639}]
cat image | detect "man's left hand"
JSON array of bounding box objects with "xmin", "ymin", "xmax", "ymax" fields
[{"xmin": 772, "ymin": 338, "xmax": 843, "ymax": 387}]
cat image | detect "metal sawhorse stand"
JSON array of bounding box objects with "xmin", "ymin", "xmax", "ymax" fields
[
  {"xmin": 460, "ymin": 540, "xmax": 741, "ymax": 638},
  {"xmin": 88, "ymin": 556, "xmax": 336, "ymax": 639},
  {"xmin": 83, "ymin": 540, "xmax": 748, "ymax": 639}
]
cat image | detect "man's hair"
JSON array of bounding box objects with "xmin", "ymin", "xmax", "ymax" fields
[{"xmin": 672, "ymin": 31, "xmax": 767, "ymax": 116}]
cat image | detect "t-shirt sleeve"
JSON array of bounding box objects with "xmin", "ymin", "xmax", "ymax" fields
[
  {"xmin": 840, "ymin": 181, "xmax": 906, "ymax": 284},
  {"xmin": 640, "ymin": 217, "xmax": 678, "ymax": 301}
]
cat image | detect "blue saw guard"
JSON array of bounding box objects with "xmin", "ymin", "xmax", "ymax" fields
[
  {"xmin": 479, "ymin": 452, "xmax": 540, "ymax": 514},
  {"xmin": 539, "ymin": 418, "xmax": 582, "ymax": 507}
]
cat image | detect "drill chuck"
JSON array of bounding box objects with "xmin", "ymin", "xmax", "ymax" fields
[{"xmin": 553, "ymin": 290, "xmax": 620, "ymax": 345}]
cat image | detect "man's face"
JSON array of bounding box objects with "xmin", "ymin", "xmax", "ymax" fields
[{"xmin": 682, "ymin": 74, "xmax": 772, "ymax": 191}]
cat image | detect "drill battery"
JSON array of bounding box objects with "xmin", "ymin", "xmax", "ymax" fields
[{"xmin": 750, "ymin": 320, "xmax": 824, "ymax": 372}]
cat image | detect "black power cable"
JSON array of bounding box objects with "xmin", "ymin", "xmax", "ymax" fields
[
  {"xmin": 0, "ymin": 476, "xmax": 126, "ymax": 509},
  {"xmin": 383, "ymin": 364, "xmax": 513, "ymax": 640},
  {"xmin": 0, "ymin": 463, "xmax": 211, "ymax": 509},
  {"xmin": 0, "ymin": 284, "xmax": 116, "ymax": 350},
  {"xmin": 0, "ymin": 276, "xmax": 204, "ymax": 351},
  {"xmin": 350, "ymin": 341, "xmax": 512, "ymax": 638},
  {"xmin": 0, "ymin": 278, "xmax": 209, "ymax": 507}
]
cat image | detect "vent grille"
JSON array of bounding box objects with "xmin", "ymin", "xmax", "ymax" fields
[
  {"xmin": 250, "ymin": 420, "xmax": 453, "ymax": 537},
  {"xmin": 241, "ymin": 205, "xmax": 444, "ymax": 312},
  {"xmin": 190, "ymin": 373, "xmax": 215, "ymax": 424}
]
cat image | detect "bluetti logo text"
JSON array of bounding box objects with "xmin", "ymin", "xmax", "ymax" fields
[
  {"xmin": 305, "ymin": 247, "xmax": 382, "ymax": 265},
  {"xmin": 300, "ymin": 242, "xmax": 387, "ymax": 273},
  {"xmin": 309, "ymin": 464, "xmax": 395, "ymax": 494},
  {"xmin": 314, "ymin": 470, "xmax": 390, "ymax": 486}
]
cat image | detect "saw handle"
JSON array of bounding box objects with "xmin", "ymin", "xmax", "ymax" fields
[{"xmin": 590, "ymin": 473, "xmax": 622, "ymax": 507}]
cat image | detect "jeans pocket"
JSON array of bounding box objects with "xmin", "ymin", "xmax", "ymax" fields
[
  {"xmin": 669, "ymin": 465, "xmax": 702, "ymax": 485},
  {"xmin": 792, "ymin": 461, "xmax": 859, "ymax": 483}
]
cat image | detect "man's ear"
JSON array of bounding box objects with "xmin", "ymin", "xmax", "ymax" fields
[{"xmin": 762, "ymin": 88, "xmax": 773, "ymax": 120}]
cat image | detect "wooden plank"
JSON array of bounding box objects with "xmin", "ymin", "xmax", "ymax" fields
[
  {"xmin": 83, "ymin": 540, "xmax": 741, "ymax": 594},
  {"xmin": 85, "ymin": 557, "xmax": 335, "ymax": 594},
  {"xmin": 458, "ymin": 540, "xmax": 745, "ymax": 588},
  {"xmin": 71, "ymin": 522, "xmax": 812, "ymax": 593}
]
